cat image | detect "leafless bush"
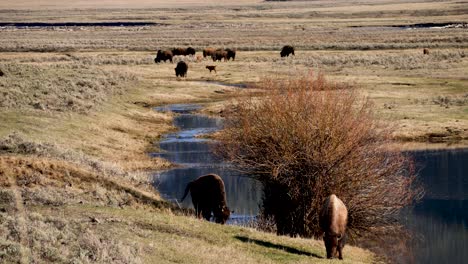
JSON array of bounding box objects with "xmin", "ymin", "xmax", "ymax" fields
[{"xmin": 217, "ymin": 72, "xmax": 421, "ymax": 238}]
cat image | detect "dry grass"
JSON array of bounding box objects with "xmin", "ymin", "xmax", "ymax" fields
[
  {"xmin": 0, "ymin": 0, "xmax": 466, "ymax": 262},
  {"xmin": 0, "ymin": 0, "xmax": 466, "ymax": 52},
  {"xmin": 0, "ymin": 154, "xmax": 376, "ymax": 263}
]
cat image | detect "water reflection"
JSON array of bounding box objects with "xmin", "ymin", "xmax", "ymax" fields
[{"xmin": 400, "ymin": 149, "xmax": 468, "ymax": 264}]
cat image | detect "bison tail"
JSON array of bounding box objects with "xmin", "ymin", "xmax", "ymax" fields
[{"xmin": 181, "ymin": 182, "xmax": 192, "ymax": 202}]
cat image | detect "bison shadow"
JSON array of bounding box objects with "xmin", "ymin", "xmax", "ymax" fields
[{"xmin": 234, "ymin": 235, "xmax": 323, "ymax": 259}]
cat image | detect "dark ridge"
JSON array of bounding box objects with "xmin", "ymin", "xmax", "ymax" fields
[
  {"xmin": 0, "ymin": 22, "xmax": 167, "ymax": 28},
  {"xmin": 351, "ymin": 22, "xmax": 467, "ymax": 29}
]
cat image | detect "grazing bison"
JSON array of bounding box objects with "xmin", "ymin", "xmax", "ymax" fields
[
  {"xmin": 175, "ymin": 61, "xmax": 188, "ymax": 77},
  {"xmin": 423, "ymin": 48, "xmax": 430, "ymax": 55},
  {"xmin": 319, "ymin": 194, "xmax": 348, "ymax": 260},
  {"xmin": 280, "ymin": 45, "xmax": 295, "ymax": 57},
  {"xmin": 186, "ymin": 47, "xmax": 196, "ymax": 56},
  {"xmin": 206, "ymin": 65, "xmax": 217, "ymax": 73},
  {"xmin": 203, "ymin": 47, "xmax": 216, "ymax": 58},
  {"xmin": 171, "ymin": 47, "xmax": 187, "ymax": 56},
  {"xmin": 154, "ymin": 50, "xmax": 173, "ymax": 63},
  {"xmin": 225, "ymin": 48, "xmax": 236, "ymax": 61},
  {"xmin": 212, "ymin": 49, "xmax": 228, "ymax": 62},
  {"xmin": 181, "ymin": 174, "xmax": 230, "ymax": 224}
]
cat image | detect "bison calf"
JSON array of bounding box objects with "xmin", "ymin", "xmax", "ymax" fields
[
  {"xmin": 280, "ymin": 45, "xmax": 295, "ymax": 57},
  {"xmin": 206, "ymin": 65, "xmax": 217, "ymax": 73},
  {"xmin": 181, "ymin": 174, "xmax": 230, "ymax": 224},
  {"xmin": 175, "ymin": 61, "xmax": 188, "ymax": 77},
  {"xmin": 319, "ymin": 194, "xmax": 348, "ymax": 260}
]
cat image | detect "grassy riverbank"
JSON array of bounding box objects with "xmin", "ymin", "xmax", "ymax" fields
[
  {"xmin": 0, "ymin": 54, "xmax": 377, "ymax": 262},
  {"xmin": 1, "ymin": 0, "xmax": 467, "ymax": 262}
]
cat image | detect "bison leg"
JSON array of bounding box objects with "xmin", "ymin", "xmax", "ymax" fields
[
  {"xmin": 337, "ymin": 234, "xmax": 346, "ymax": 260},
  {"xmin": 324, "ymin": 236, "xmax": 333, "ymax": 259}
]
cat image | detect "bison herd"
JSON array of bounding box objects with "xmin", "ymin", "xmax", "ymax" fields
[
  {"xmin": 154, "ymin": 45, "xmax": 293, "ymax": 78},
  {"xmin": 180, "ymin": 173, "xmax": 348, "ymax": 260}
]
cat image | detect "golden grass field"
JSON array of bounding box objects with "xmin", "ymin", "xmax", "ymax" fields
[{"xmin": 0, "ymin": 0, "xmax": 467, "ymax": 262}]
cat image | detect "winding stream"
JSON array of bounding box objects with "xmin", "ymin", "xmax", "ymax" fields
[
  {"xmin": 151, "ymin": 103, "xmax": 468, "ymax": 263},
  {"xmin": 151, "ymin": 104, "xmax": 262, "ymax": 225}
]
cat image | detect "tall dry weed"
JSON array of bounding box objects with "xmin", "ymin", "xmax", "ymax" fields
[{"xmin": 217, "ymin": 71, "xmax": 422, "ymax": 238}]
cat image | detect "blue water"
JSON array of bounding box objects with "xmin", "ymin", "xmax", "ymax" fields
[{"xmin": 151, "ymin": 105, "xmax": 262, "ymax": 224}]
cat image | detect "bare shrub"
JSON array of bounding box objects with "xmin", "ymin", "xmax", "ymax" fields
[{"xmin": 217, "ymin": 72, "xmax": 421, "ymax": 238}]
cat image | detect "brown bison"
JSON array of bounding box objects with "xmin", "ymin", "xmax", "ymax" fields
[
  {"xmin": 203, "ymin": 47, "xmax": 216, "ymax": 58},
  {"xmin": 226, "ymin": 48, "xmax": 236, "ymax": 61},
  {"xmin": 212, "ymin": 49, "xmax": 228, "ymax": 62},
  {"xmin": 423, "ymin": 48, "xmax": 430, "ymax": 55},
  {"xmin": 181, "ymin": 174, "xmax": 230, "ymax": 224},
  {"xmin": 280, "ymin": 45, "xmax": 295, "ymax": 57},
  {"xmin": 155, "ymin": 50, "xmax": 173, "ymax": 63},
  {"xmin": 175, "ymin": 61, "xmax": 188, "ymax": 77},
  {"xmin": 319, "ymin": 194, "xmax": 348, "ymax": 260},
  {"xmin": 206, "ymin": 65, "xmax": 217, "ymax": 73},
  {"xmin": 171, "ymin": 47, "xmax": 186, "ymax": 56}
]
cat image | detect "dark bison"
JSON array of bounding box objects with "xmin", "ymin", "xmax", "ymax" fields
[
  {"xmin": 203, "ymin": 47, "xmax": 216, "ymax": 58},
  {"xmin": 171, "ymin": 47, "xmax": 186, "ymax": 56},
  {"xmin": 154, "ymin": 50, "xmax": 173, "ymax": 63},
  {"xmin": 423, "ymin": 48, "xmax": 430, "ymax": 55},
  {"xmin": 319, "ymin": 194, "xmax": 348, "ymax": 260},
  {"xmin": 206, "ymin": 65, "xmax": 217, "ymax": 73},
  {"xmin": 172, "ymin": 47, "xmax": 196, "ymax": 56},
  {"xmin": 280, "ymin": 45, "xmax": 295, "ymax": 57},
  {"xmin": 186, "ymin": 47, "xmax": 196, "ymax": 56},
  {"xmin": 181, "ymin": 174, "xmax": 230, "ymax": 224},
  {"xmin": 175, "ymin": 61, "xmax": 188, "ymax": 77},
  {"xmin": 226, "ymin": 48, "xmax": 236, "ymax": 61},
  {"xmin": 212, "ymin": 49, "xmax": 228, "ymax": 62}
]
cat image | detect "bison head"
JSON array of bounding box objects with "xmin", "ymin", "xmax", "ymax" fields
[
  {"xmin": 323, "ymin": 232, "xmax": 346, "ymax": 259},
  {"xmin": 214, "ymin": 205, "xmax": 231, "ymax": 224}
]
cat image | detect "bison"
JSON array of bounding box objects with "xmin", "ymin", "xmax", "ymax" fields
[
  {"xmin": 423, "ymin": 48, "xmax": 430, "ymax": 55},
  {"xmin": 181, "ymin": 174, "xmax": 230, "ymax": 224},
  {"xmin": 155, "ymin": 50, "xmax": 173, "ymax": 63},
  {"xmin": 175, "ymin": 61, "xmax": 188, "ymax": 77},
  {"xmin": 226, "ymin": 48, "xmax": 236, "ymax": 61},
  {"xmin": 319, "ymin": 194, "xmax": 348, "ymax": 260},
  {"xmin": 280, "ymin": 45, "xmax": 295, "ymax": 57},
  {"xmin": 186, "ymin": 47, "xmax": 196, "ymax": 56},
  {"xmin": 203, "ymin": 47, "xmax": 216, "ymax": 58},
  {"xmin": 206, "ymin": 65, "xmax": 217, "ymax": 73},
  {"xmin": 171, "ymin": 47, "xmax": 186, "ymax": 56},
  {"xmin": 212, "ymin": 49, "xmax": 228, "ymax": 62}
]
